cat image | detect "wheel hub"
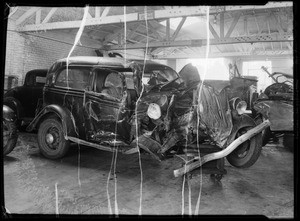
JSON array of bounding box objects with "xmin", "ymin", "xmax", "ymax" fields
[{"xmin": 46, "ymin": 133, "xmax": 54, "ymax": 144}]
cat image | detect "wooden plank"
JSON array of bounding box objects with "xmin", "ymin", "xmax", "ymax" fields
[
  {"xmin": 16, "ymin": 7, "xmax": 41, "ymax": 25},
  {"xmin": 147, "ymin": 21, "xmax": 163, "ymax": 41},
  {"xmin": 209, "ymin": 23, "xmax": 219, "ymax": 39},
  {"xmin": 225, "ymin": 13, "xmax": 240, "ymax": 38},
  {"xmin": 42, "ymin": 8, "xmax": 57, "ymax": 24},
  {"xmin": 220, "ymin": 12, "xmax": 224, "ymax": 38},
  {"xmin": 173, "ymin": 120, "xmax": 271, "ymax": 177},
  {"xmin": 166, "ymin": 18, "xmax": 170, "ymax": 41},
  {"xmin": 95, "ymin": 7, "xmax": 101, "ymax": 18},
  {"xmin": 101, "ymin": 7, "xmax": 111, "ymax": 18},
  {"xmin": 171, "ymin": 17, "xmax": 186, "ymax": 41},
  {"xmin": 35, "ymin": 9, "xmax": 41, "ymax": 24},
  {"xmin": 107, "ymin": 32, "xmax": 293, "ymax": 50}
]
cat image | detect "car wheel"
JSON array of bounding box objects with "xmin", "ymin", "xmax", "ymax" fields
[
  {"xmin": 37, "ymin": 117, "xmax": 70, "ymax": 159},
  {"xmin": 3, "ymin": 119, "xmax": 18, "ymax": 156},
  {"xmin": 254, "ymin": 116, "xmax": 271, "ymax": 146},
  {"xmin": 227, "ymin": 126, "xmax": 262, "ymax": 168},
  {"xmin": 283, "ymin": 133, "xmax": 294, "ymax": 152}
]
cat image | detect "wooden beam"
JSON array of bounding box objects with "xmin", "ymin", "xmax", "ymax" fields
[
  {"xmin": 8, "ymin": 6, "xmax": 18, "ymax": 18},
  {"xmin": 152, "ymin": 49, "xmax": 293, "ymax": 59},
  {"xmin": 101, "ymin": 7, "xmax": 111, "ymax": 18},
  {"xmin": 209, "ymin": 23, "xmax": 219, "ymax": 39},
  {"xmin": 19, "ymin": 5, "xmax": 293, "ymax": 32},
  {"xmin": 220, "ymin": 12, "xmax": 225, "ymax": 38},
  {"xmin": 95, "ymin": 7, "xmax": 101, "ymax": 18},
  {"xmin": 225, "ymin": 13, "xmax": 241, "ymax": 38},
  {"xmin": 271, "ymin": 12, "xmax": 284, "ymax": 34},
  {"xmin": 42, "ymin": 8, "xmax": 57, "ymax": 24},
  {"xmin": 166, "ymin": 19, "xmax": 170, "ymax": 41},
  {"xmin": 147, "ymin": 21, "xmax": 163, "ymax": 41},
  {"xmin": 35, "ymin": 9, "xmax": 41, "ymax": 24},
  {"xmin": 105, "ymin": 32, "xmax": 293, "ymax": 50},
  {"xmin": 171, "ymin": 17, "xmax": 186, "ymax": 41},
  {"xmin": 16, "ymin": 7, "xmax": 41, "ymax": 25},
  {"xmin": 103, "ymin": 27, "xmax": 125, "ymax": 44}
]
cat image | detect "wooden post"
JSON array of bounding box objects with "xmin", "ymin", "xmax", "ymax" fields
[{"xmin": 173, "ymin": 119, "xmax": 271, "ymax": 177}]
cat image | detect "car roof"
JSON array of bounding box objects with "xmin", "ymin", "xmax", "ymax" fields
[
  {"xmin": 26, "ymin": 69, "xmax": 48, "ymax": 75},
  {"xmin": 56, "ymin": 56, "xmax": 174, "ymax": 71},
  {"xmin": 56, "ymin": 56, "xmax": 128, "ymax": 68}
]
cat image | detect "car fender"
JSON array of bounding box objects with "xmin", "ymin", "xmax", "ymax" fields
[
  {"xmin": 26, "ymin": 104, "xmax": 77, "ymax": 138},
  {"xmin": 225, "ymin": 113, "xmax": 258, "ymax": 147},
  {"xmin": 3, "ymin": 105, "xmax": 17, "ymax": 121},
  {"xmin": 3, "ymin": 97, "xmax": 24, "ymax": 119}
]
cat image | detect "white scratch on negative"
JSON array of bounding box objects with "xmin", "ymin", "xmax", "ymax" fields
[
  {"xmin": 194, "ymin": 6, "xmax": 210, "ymax": 215},
  {"xmin": 55, "ymin": 182, "xmax": 59, "ymax": 216}
]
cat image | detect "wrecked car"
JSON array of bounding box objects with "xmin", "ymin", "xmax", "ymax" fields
[
  {"xmin": 253, "ymin": 66, "xmax": 293, "ymax": 151},
  {"xmin": 26, "ymin": 56, "xmax": 270, "ymax": 177}
]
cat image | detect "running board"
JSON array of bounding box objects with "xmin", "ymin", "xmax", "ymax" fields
[
  {"xmin": 173, "ymin": 119, "xmax": 271, "ymax": 177},
  {"xmin": 66, "ymin": 136, "xmax": 139, "ymax": 154}
]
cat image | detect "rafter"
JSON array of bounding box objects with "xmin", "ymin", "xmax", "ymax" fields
[
  {"xmin": 16, "ymin": 7, "xmax": 41, "ymax": 25},
  {"xmin": 19, "ymin": 4, "xmax": 292, "ymax": 32},
  {"xmin": 153, "ymin": 49, "xmax": 293, "ymax": 59},
  {"xmin": 101, "ymin": 7, "xmax": 111, "ymax": 18},
  {"xmin": 225, "ymin": 13, "xmax": 241, "ymax": 38},
  {"xmin": 171, "ymin": 17, "xmax": 186, "ymax": 41},
  {"xmin": 95, "ymin": 7, "xmax": 101, "ymax": 18},
  {"xmin": 35, "ymin": 9, "xmax": 41, "ymax": 24},
  {"xmin": 147, "ymin": 21, "xmax": 163, "ymax": 41},
  {"xmin": 209, "ymin": 23, "xmax": 219, "ymax": 39},
  {"xmin": 105, "ymin": 32, "xmax": 292, "ymax": 50},
  {"xmin": 42, "ymin": 8, "xmax": 57, "ymax": 24}
]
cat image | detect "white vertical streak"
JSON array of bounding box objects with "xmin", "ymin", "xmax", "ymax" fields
[
  {"xmin": 124, "ymin": 6, "xmax": 127, "ymax": 62},
  {"xmin": 194, "ymin": 6, "xmax": 210, "ymax": 215},
  {"xmin": 66, "ymin": 5, "xmax": 89, "ymax": 88},
  {"xmin": 133, "ymin": 6, "xmax": 150, "ymax": 216},
  {"xmin": 78, "ymin": 144, "xmax": 81, "ymax": 188},
  {"xmin": 113, "ymin": 148, "xmax": 119, "ymax": 216},
  {"xmin": 181, "ymin": 171, "xmax": 186, "ymax": 215},
  {"xmin": 106, "ymin": 151, "xmax": 114, "ymax": 215},
  {"xmin": 55, "ymin": 182, "xmax": 59, "ymax": 216}
]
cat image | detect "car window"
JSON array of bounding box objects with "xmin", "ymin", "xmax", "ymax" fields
[
  {"xmin": 101, "ymin": 72, "xmax": 123, "ymax": 99},
  {"xmin": 55, "ymin": 68, "xmax": 92, "ymax": 90}
]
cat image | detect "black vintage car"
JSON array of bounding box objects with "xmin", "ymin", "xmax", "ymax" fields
[
  {"xmin": 26, "ymin": 56, "xmax": 269, "ymax": 177},
  {"xmin": 4, "ymin": 69, "xmax": 48, "ymax": 130}
]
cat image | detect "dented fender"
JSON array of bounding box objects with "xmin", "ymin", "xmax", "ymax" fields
[
  {"xmin": 26, "ymin": 104, "xmax": 76, "ymax": 137},
  {"xmin": 225, "ymin": 112, "xmax": 257, "ymax": 147}
]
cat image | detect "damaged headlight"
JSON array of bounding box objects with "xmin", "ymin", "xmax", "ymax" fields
[
  {"xmin": 230, "ymin": 97, "xmax": 252, "ymax": 115},
  {"xmin": 147, "ymin": 103, "xmax": 161, "ymax": 120}
]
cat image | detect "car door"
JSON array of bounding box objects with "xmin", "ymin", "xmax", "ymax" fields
[{"xmin": 84, "ymin": 68, "xmax": 131, "ymax": 143}]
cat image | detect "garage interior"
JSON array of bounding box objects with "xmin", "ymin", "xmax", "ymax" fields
[{"xmin": 3, "ymin": 3, "xmax": 294, "ymax": 217}]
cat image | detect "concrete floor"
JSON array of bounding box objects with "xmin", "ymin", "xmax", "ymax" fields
[{"xmin": 3, "ymin": 132, "xmax": 294, "ymax": 217}]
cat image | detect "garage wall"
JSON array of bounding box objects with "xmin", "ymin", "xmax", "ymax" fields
[
  {"xmin": 5, "ymin": 21, "xmax": 97, "ymax": 85},
  {"xmin": 234, "ymin": 56, "xmax": 293, "ymax": 76}
]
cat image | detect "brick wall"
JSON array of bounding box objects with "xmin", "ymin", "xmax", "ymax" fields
[{"xmin": 5, "ymin": 20, "xmax": 97, "ymax": 86}]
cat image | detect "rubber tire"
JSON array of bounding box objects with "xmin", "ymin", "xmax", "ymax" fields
[
  {"xmin": 37, "ymin": 117, "xmax": 70, "ymax": 159},
  {"xmin": 283, "ymin": 133, "xmax": 294, "ymax": 152},
  {"xmin": 3, "ymin": 120, "xmax": 18, "ymax": 156},
  {"xmin": 254, "ymin": 116, "xmax": 271, "ymax": 146},
  {"xmin": 227, "ymin": 126, "xmax": 262, "ymax": 168}
]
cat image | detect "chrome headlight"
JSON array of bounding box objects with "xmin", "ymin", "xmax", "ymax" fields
[
  {"xmin": 236, "ymin": 100, "xmax": 247, "ymax": 115},
  {"xmin": 147, "ymin": 103, "xmax": 161, "ymax": 120},
  {"xmin": 230, "ymin": 97, "xmax": 251, "ymax": 115}
]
